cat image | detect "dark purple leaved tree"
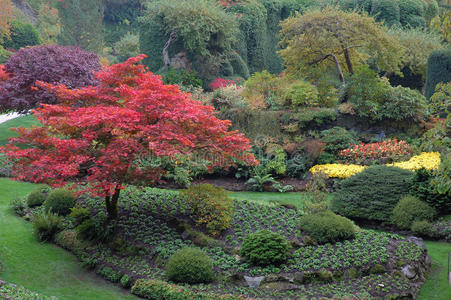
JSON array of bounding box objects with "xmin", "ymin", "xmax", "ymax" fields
[{"xmin": 0, "ymin": 45, "xmax": 101, "ymax": 113}]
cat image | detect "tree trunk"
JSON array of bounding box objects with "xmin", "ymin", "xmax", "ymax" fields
[
  {"xmin": 163, "ymin": 30, "xmax": 176, "ymax": 70},
  {"xmin": 331, "ymin": 54, "xmax": 345, "ymax": 85},
  {"xmin": 343, "ymin": 48, "xmax": 354, "ymax": 74},
  {"xmin": 105, "ymin": 185, "xmax": 121, "ymax": 221}
]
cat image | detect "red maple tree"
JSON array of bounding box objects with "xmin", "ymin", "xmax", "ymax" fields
[{"xmin": 3, "ymin": 55, "xmax": 256, "ymax": 219}]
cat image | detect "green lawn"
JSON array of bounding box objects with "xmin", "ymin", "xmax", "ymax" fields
[
  {"xmin": 419, "ymin": 241, "xmax": 451, "ymax": 299},
  {"xmin": 230, "ymin": 191, "xmax": 332, "ymax": 210},
  {"xmin": 0, "ymin": 178, "xmax": 138, "ymax": 299},
  {"xmin": 0, "ymin": 115, "xmax": 41, "ymax": 146}
]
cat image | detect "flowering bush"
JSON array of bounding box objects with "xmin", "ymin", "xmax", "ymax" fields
[
  {"xmin": 338, "ymin": 139, "xmax": 413, "ymax": 164},
  {"xmin": 311, "ymin": 152, "xmax": 441, "ymax": 178},
  {"xmin": 209, "ymin": 77, "xmax": 242, "ymax": 90}
]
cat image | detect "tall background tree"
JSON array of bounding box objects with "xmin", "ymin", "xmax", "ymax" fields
[
  {"xmin": 279, "ymin": 7, "xmax": 402, "ymax": 84},
  {"xmin": 3, "ymin": 55, "xmax": 257, "ymax": 220}
]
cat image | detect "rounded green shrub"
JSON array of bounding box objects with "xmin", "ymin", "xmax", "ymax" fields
[
  {"xmin": 166, "ymin": 247, "xmax": 215, "ymax": 284},
  {"xmin": 399, "ymin": 0, "xmax": 426, "ymax": 28},
  {"xmin": 371, "ymin": 0, "xmax": 401, "ymax": 27},
  {"xmin": 392, "ymin": 195, "xmax": 436, "ymax": 230},
  {"xmin": 283, "ymin": 80, "xmax": 319, "ymax": 107},
  {"xmin": 331, "ymin": 165, "xmax": 413, "ymax": 222},
  {"xmin": 299, "ymin": 210, "xmax": 355, "ymax": 244},
  {"xmin": 27, "ymin": 187, "xmax": 49, "ymax": 207},
  {"xmin": 44, "ymin": 188, "xmax": 75, "ymax": 216},
  {"xmin": 240, "ymin": 230, "xmax": 290, "ymax": 266},
  {"xmin": 411, "ymin": 220, "xmax": 437, "ymax": 238}
]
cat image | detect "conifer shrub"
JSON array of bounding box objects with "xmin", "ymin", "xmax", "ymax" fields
[{"xmin": 331, "ymin": 166, "xmax": 413, "ymax": 222}]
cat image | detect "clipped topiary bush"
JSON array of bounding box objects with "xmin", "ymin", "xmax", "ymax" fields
[
  {"xmin": 299, "ymin": 210, "xmax": 355, "ymax": 244},
  {"xmin": 392, "ymin": 195, "xmax": 436, "ymax": 230},
  {"xmin": 166, "ymin": 247, "xmax": 215, "ymax": 284},
  {"xmin": 26, "ymin": 187, "xmax": 49, "ymax": 208},
  {"xmin": 44, "ymin": 188, "xmax": 75, "ymax": 216},
  {"xmin": 331, "ymin": 165, "xmax": 413, "ymax": 222},
  {"xmin": 180, "ymin": 184, "xmax": 233, "ymax": 236},
  {"xmin": 240, "ymin": 230, "xmax": 290, "ymax": 266},
  {"xmin": 425, "ymin": 48, "xmax": 451, "ymax": 99}
]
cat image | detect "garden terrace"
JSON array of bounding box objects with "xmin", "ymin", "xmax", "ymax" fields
[{"xmin": 58, "ymin": 186, "xmax": 432, "ymax": 299}]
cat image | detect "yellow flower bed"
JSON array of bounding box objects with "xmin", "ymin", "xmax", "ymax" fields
[
  {"xmin": 310, "ymin": 152, "xmax": 441, "ymax": 178},
  {"xmin": 388, "ymin": 152, "xmax": 441, "ymax": 171},
  {"xmin": 310, "ymin": 164, "xmax": 367, "ymax": 179}
]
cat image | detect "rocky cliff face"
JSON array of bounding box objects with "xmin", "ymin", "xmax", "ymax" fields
[{"xmin": 12, "ymin": 0, "xmax": 37, "ymax": 24}]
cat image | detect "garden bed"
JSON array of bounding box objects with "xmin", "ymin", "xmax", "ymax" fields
[{"xmin": 36, "ymin": 186, "xmax": 433, "ymax": 299}]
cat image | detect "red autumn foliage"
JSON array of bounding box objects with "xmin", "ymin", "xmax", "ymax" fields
[
  {"xmin": 209, "ymin": 77, "xmax": 242, "ymax": 90},
  {"xmin": 338, "ymin": 139, "xmax": 413, "ymax": 164},
  {"xmin": 2, "ymin": 55, "xmax": 257, "ymax": 219},
  {"xmin": 217, "ymin": 0, "xmax": 244, "ymax": 7},
  {"xmin": 0, "ymin": 65, "xmax": 10, "ymax": 82}
]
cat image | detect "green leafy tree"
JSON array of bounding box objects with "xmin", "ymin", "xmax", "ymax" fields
[
  {"xmin": 279, "ymin": 7, "xmax": 402, "ymax": 85},
  {"xmin": 56, "ymin": 0, "xmax": 104, "ymax": 53},
  {"xmin": 140, "ymin": 0, "xmax": 238, "ymax": 78}
]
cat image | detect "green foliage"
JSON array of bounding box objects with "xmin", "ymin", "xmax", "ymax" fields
[
  {"xmin": 240, "ymin": 230, "xmax": 290, "ymax": 266},
  {"xmin": 399, "ymin": 0, "xmax": 426, "ymax": 28},
  {"xmin": 69, "ymin": 207, "xmax": 91, "ymax": 226},
  {"xmin": 371, "ymin": 0, "xmax": 401, "ymax": 27},
  {"xmin": 10, "ymin": 196, "xmax": 27, "ymax": 216},
  {"xmin": 44, "ymin": 189, "xmax": 75, "ymax": 216},
  {"xmin": 2, "ymin": 20, "xmax": 40, "ymax": 50},
  {"xmin": 140, "ymin": 0, "xmax": 238, "ymax": 79},
  {"xmin": 211, "ymin": 85, "xmax": 246, "ymax": 109},
  {"xmin": 410, "ymin": 167, "xmax": 451, "ymax": 214},
  {"xmin": 120, "ymin": 274, "xmax": 134, "ymax": 288},
  {"xmin": 32, "ymin": 210, "xmax": 63, "ymax": 242},
  {"xmin": 295, "ymin": 108, "xmax": 337, "ymax": 128},
  {"xmin": 345, "ymin": 66, "xmax": 428, "ymax": 121},
  {"xmin": 57, "ymin": 0, "xmax": 104, "ymax": 53},
  {"xmin": 280, "ymin": 7, "xmax": 402, "ymax": 82},
  {"xmin": 180, "ymin": 184, "xmax": 233, "ymax": 236},
  {"xmin": 320, "ymin": 127, "xmax": 357, "ymax": 155},
  {"xmin": 332, "ymin": 166, "xmax": 413, "ymax": 222},
  {"xmin": 166, "ymin": 247, "xmax": 215, "ymax": 284},
  {"xmin": 26, "ymin": 187, "xmax": 49, "ymax": 208},
  {"xmin": 114, "ymin": 32, "xmax": 140, "ymax": 62},
  {"xmin": 37, "ymin": 2, "xmax": 60, "ymax": 44},
  {"xmin": 131, "ymin": 279, "xmax": 241, "ymax": 300},
  {"xmin": 245, "ymin": 172, "xmax": 278, "ymax": 192},
  {"xmin": 392, "ymin": 195, "xmax": 436, "ymax": 230},
  {"xmin": 161, "ymin": 68, "xmax": 202, "ymax": 87},
  {"xmin": 299, "ymin": 210, "xmax": 356, "ymax": 244},
  {"xmin": 388, "ymin": 27, "xmax": 443, "ymax": 81},
  {"xmin": 424, "ymin": 0, "xmax": 439, "ymax": 25},
  {"xmin": 283, "ymin": 80, "xmax": 319, "ymax": 107},
  {"xmin": 410, "ymin": 220, "xmax": 435, "ymax": 237},
  {"xmin": 0, "ymin": 45, "xmax": 11, "ymax": 64},
  {"xmin": 425, "ymin": 48, "xmax": 451, "ymax": 99},
  {"xmin": 97, "ymin": 267, "xmax": 122, "ymax": 283}
]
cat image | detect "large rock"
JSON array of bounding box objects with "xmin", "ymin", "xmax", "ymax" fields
[
  {"xmin": 244, "ymin": 275, "xmax": 265, "ymax": 288},
  {"xmin": 401, "ymin": 265, "xmax": 417, "ymax": 279}
]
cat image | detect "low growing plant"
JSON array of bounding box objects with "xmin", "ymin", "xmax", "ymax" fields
[
  {"xmin": 32, "ymin": 210, "xmax": 63, "ymax": 242},
  {"xmin": 392, "ymin": 196, "xmax": 436, "ymax": 230},
  {"xmin": 44, "ymin": 188, "xmax": 75, "ymax": 216},
  {"xmin": 166, "ymin": 247, "xmax": 215, "ymax": 284}
]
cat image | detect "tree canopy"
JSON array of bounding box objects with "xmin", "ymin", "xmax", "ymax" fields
[
  {"xmin": 2, "ymin": 55, "xmax": 256, "ymax": 220},
  {"xmin": 279, "ymin": 7, "xmax": 402, "ymax": 83}
]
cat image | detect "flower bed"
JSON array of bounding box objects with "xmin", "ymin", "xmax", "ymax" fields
[
  {"xmin": 310, "ymin": 152, "xmax": 441, "ymax": 178},
  {"xmin": 338, "ymin": 139, "xmax": 412, "ymax": 164}
]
